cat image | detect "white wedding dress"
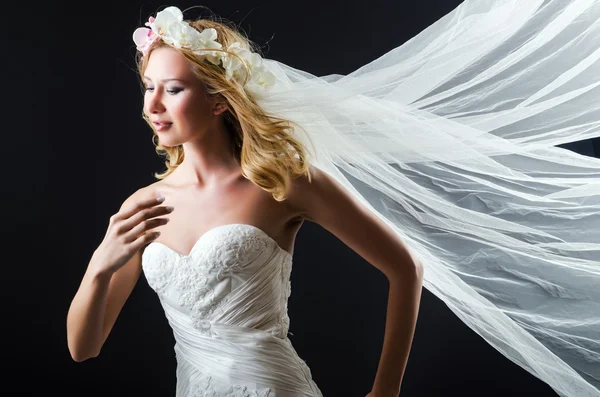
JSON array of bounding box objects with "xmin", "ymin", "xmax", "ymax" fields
[{"xmin": 141, "ymin": 223, "xmax": 323, "ymax": 397}]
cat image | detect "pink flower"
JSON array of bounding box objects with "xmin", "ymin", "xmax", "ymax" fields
[
  {"xmin": 145, "ymin": 16, "xmax": 155, "ymax": 27},
  {"xmin": 132, "ymin": 27, "xmax": 160, "ymax": 55}
]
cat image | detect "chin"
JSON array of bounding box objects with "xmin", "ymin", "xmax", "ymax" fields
[
  {"xmin": 156, "ymin": 135, "xmax": 180, "ymax": 147},
  {"xmin": 159, "ymin": 140, "xmax": 181, "ymax": 148}
]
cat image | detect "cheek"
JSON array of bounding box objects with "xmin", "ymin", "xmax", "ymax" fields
[
  {"xmin": 162, "ymin": 96, "xmax": 191, "ymax": 125},
  {"xmin": 169, "ymin": 99, "xmax": 187, "ymax": 119},
  {"xmin": 176, "ymin": 95, "xmax": 212, "ymax": 123}
]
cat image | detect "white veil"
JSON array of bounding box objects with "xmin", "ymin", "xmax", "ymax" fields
[{"xmin": 255, "ymin": 1, "xmax": 600, "ymax": 396}]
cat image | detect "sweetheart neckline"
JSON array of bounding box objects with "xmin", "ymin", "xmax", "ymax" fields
[{"xmin": 144, "ymin": 223, "xmax": 293, "ymax": 260}]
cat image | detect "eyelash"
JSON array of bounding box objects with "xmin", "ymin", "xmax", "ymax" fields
[{"xmin": 145, "ymin": 87, "xmax": 183, "ymax": 95}]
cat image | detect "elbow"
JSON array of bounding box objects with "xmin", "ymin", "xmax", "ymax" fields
[
  {"xmin": 70, "ymin": 349, "xmax": 99, "ymax": 363},
  {"xmin": 388, "ymin": 259, "xmax": 424, "ymax": 284},
  {"xmin": 68, "ymin": 341, "xmax": 100, "ymax": 363},
  {"xmin": 70, "ymin": 353, "xmax": 86, "ymax": 363},
  {"xmin": 66, "ymin": 324, "xmax": 103, "ymax": 362},
  {"xmin": 410, "ymin": 260, "xmax": 425, "ymax": 284}
]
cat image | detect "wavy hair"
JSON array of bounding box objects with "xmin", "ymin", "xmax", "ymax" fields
[{"xmin": 135, "ymin": 10, "xmax": 314, "ymax": 201}]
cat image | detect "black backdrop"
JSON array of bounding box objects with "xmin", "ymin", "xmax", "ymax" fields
[{"xmin": 4, "ymin": 0, "xmax": 598, "ymax": 396}]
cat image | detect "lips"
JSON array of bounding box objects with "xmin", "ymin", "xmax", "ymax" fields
[{"xmin": 153, "ymin": 121, "xmax": 173, "ymax": 131}]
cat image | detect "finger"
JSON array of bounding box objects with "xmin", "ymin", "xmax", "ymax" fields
[
  {"xmin": 118, "ymin": 200, "xmax": 173, "ymax": 233},
  {"xmin": 116, "ymin": 195, "xmax": 165, "ymax": 222},
  {"xmin": 133, "ymin": 230, "xmax": 162, "ymax": 251},
  {"xmin": 125, "ymin": 217, "xmax": 170, "ymax": 243}
]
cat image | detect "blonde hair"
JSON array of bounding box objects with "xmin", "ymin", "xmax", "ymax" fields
[{"xmin": 135, "ymin": 11, "xmax": 314, "ymax": 201}]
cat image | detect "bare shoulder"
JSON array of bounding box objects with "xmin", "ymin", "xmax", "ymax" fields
[
  {"xmin": 285, "ymin": 163, "xmax": 332, "ymax": 222},
  {"xmin": 287, "ymin": 163, "xmax": 423, "ymax": 279},
  {"xmin": 118, "ymin": 181, "xmax": 163, "ymax": 212}
]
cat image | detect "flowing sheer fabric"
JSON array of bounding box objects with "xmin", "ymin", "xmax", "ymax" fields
[{"xmin": 255, "ymin": 1, "xmax": 600, "ymax": 396}]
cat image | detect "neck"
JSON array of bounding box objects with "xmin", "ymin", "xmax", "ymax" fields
[{"xmin": 174, "ymin": 124, "xmax": 242, "ymax": 188}]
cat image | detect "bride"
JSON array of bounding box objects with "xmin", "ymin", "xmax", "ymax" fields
[
  {"xmin": 67, "ymin": 5, "xmax": 423, "ymax": 397},
  {"xmin": 68, "ymin": 2, "xmax": 600, "ymax": 396}
]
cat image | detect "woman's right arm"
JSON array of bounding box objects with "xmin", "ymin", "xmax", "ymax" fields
[
  {"xmin": 66, "ymin": 248, "xmax": 142, "ymax": 362},
  {"xmin": 66, "ymin": 189, "xmax": 171, "ymax": 362}
]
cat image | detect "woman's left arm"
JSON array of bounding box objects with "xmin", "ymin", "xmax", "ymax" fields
[{"xmin": 289, "ymin": 165, "xmax": 425, "ymax": 397}]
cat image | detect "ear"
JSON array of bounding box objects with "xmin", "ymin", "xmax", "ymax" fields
[{"xmin": 213, "ymin": 102, "xmax": 228, "ymax": 116}]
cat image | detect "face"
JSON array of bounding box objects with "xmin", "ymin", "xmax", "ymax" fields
[{"xmin": 143, "ymin": 46, "xmax": 225, "ymax": 145}]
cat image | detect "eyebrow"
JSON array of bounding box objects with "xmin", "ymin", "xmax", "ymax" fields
[{"xmin": 143, "ymin": 76, "xmax": 188, "ymax": 83}]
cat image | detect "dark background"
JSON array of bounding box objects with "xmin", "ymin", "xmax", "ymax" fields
[{"xmin": 3, "ymin": 0, "xmax": 598, "ymax": 396}]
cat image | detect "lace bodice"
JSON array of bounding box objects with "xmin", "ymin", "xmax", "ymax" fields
[
  {"xmin": 141, "ymin": 223, "xmax": 322, "ymax": 397},
  {"xmin": 142, "ymin": 223, "xmax": 293, "ymax": 338}
]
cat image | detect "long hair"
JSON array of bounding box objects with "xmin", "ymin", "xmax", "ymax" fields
[{"xmin": 135, "ymin": 13, "xmax": 313, "ymax": 201}]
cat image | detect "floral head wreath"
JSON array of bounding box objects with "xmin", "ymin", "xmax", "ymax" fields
[{"xmin": 133, "ymin": 6, "xmax": 277, "ymax": 91}]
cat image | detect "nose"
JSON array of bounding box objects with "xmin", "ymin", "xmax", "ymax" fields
[{"xmin": 145, "ymin": 90, "xmax": 166, "ymax": 115}]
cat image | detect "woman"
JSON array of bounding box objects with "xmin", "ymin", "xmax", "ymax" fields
[
  {"xmin": 66, "ymin": 6, "xmax": 423, "ymax": 397},
  {"xmin": 68, "ymin": 2, "xmax": 600, "ymax": 396}
]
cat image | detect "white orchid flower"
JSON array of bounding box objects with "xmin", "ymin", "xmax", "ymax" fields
[
  {"xmin": 254, "ymin": 68, "xmax": 276, "ymax": 87},
  {"xmin": 151, "ymin": 6, "xmax": 183, "ymax": 37},
  {"xmin": 239, "ymin": 53, "xmax": 275, "ymax": 88},
  {"xmin": 191, "ymin": 28, "xmax": 223, "ymax": 65},
  {"xmin": 245, "ymin": 52, "xmax": 263, "ymax": 70},
  {"xmin": 222, "ymin": 42, "xmax": 248, "ymax": 81},
  {"xmin": 166, "ymin": 22, "xmax": 201, "ymax": 48}
]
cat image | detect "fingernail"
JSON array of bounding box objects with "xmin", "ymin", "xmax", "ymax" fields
[{"xmin": 157, "ymin": 196, "xmax": 165, "ymax": 202}]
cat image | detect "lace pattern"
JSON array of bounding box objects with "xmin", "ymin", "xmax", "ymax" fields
[
  {"xmin": 143, "ymin": 224, "xmax": 274, "ymax": 336},
  {"xmin": 142, "ymin": 245, "xmax": 176, "ymax": 296},
  {"xmin": 189, "ymin": 374, "xmax": 271, "ymax": 397}
]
